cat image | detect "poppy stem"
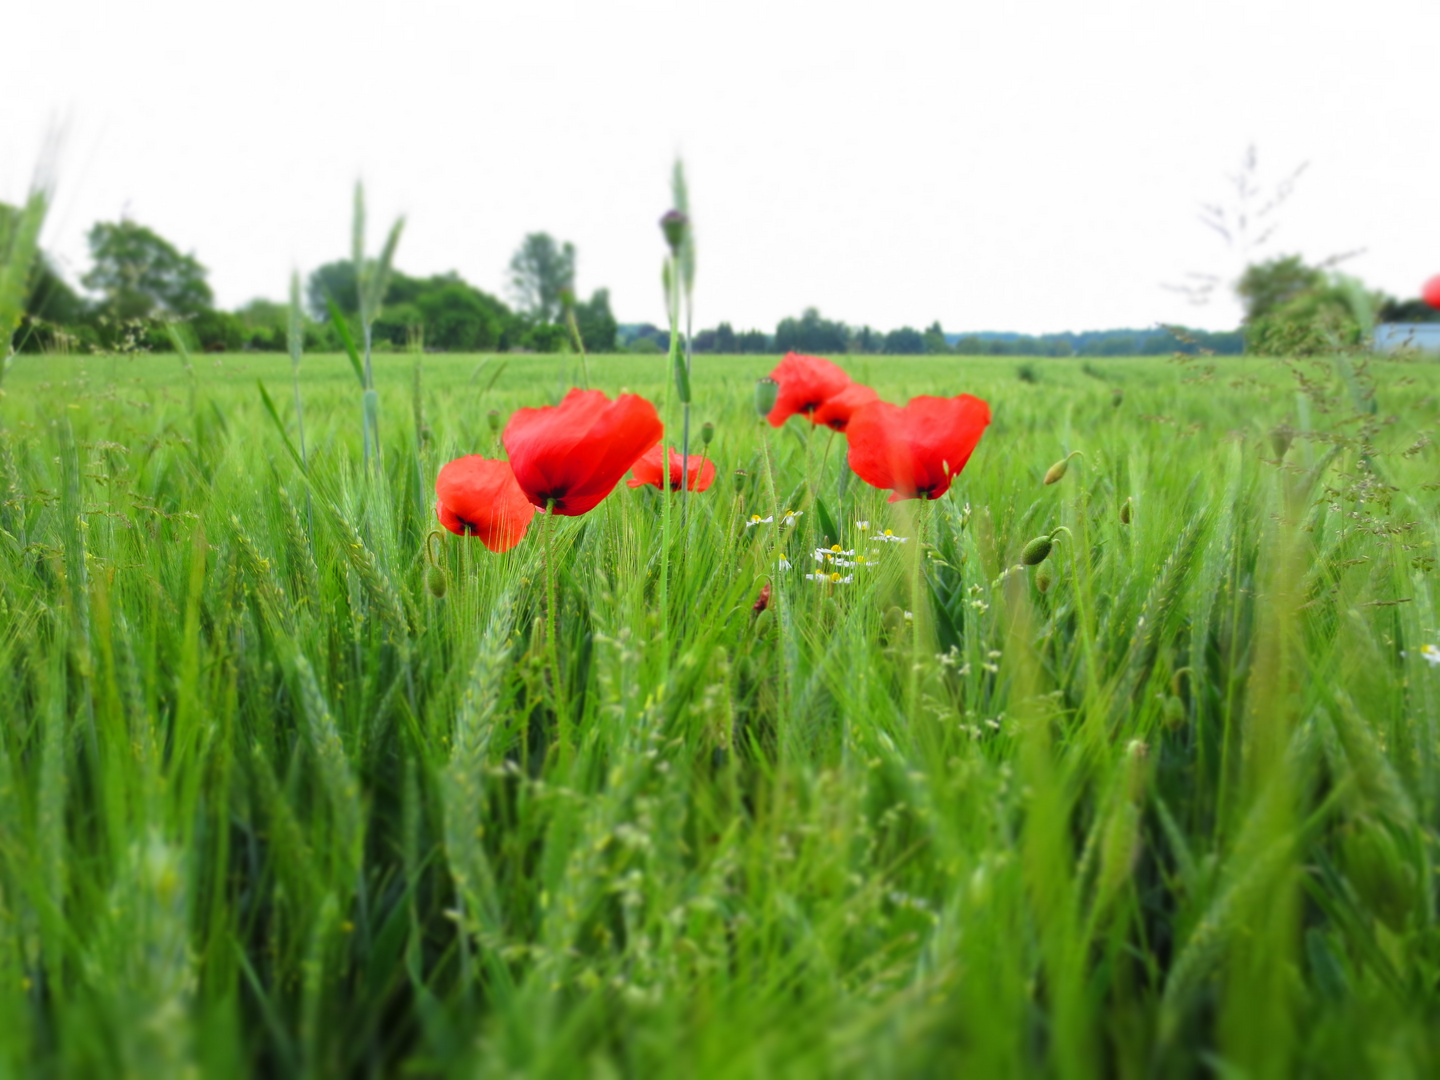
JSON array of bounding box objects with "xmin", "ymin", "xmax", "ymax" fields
[{"xmin": 544, "ymin": 501, "xmax": 565, "ymax": 750}]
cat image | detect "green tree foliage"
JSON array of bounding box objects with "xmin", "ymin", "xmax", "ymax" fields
[
  {"xmin": 82, "ymin": 219, "xmax": 213, "ymax": 319},
  {"xmin": 775, "ymin": 308, "xmax": 849, "ymax": 353},
  {"xmin": 572, "ymin": 288, "xmax": 617, "ymax": 353},
  {"xmin": 1236, "ymin": 255, "xmax": 1326, "ymax": 324},
  {"xmin": 1379, "ymin": 297, "xmax": 1440, "ymax": 324},
  {"xmin": 922, "ymin": 321, "xmax": 952, "ymax": 355},
  {"xmin": 305, "ymin": 261, "xmax": 358, "ymax": 319},
  {"xmin": 883, "ymin": 326, "xmax": 925, "ymax": 354},
  {"xmin": 1239, "ymin": 256, "xmax": 1381, "ymax": 356},
  {"xmin": 416, "ymin": 284, "xmax": 502, "ymax": 350},
  {"xmin": 508, "ymin": 233, "xmax": 575, "ymax": 322}
]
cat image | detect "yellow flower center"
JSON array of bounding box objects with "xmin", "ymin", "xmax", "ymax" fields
[{"xmin": 830, "ymin": 572, "xmax": 843, "ymax": 582}]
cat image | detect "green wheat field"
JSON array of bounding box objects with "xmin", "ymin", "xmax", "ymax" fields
[{"xmin": 3, "ymin": 347, "xmax": 1440, "ymax": 1077}]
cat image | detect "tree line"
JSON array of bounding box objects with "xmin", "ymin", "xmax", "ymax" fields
[
  {"xmin": 7, "ymin": 202, "xmax": 1434, "ymax": 360},
  {"xmin": 5, "ymin": 210, "xmax": 617, "ymax": 356}
]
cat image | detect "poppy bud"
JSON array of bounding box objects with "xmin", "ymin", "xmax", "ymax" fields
[
  {"xmin": 426, "ymin": 565, "xmax": 448, "ymax": 599},
  {"xmin": 1044, "ymin": 450, "xmax": 1083, "ymax": 485},
  {"xmin": 487, "ymin": 409, "xmax": 501, "ymax": 434},
  {"xmin": 752, "ymin": 581, "xmax": 771, "ymax": 614},
  {"xmin": 1270, "ymin": 423, "xmax": 1294, "ymax": 458},
  {"xmin": 660, "ymin": 209, "xmax": 689, "ymax": 254},
  {"xmin": 1162, "ymin": 694, "xmax": 1185, "ymax": 729},
  {"xmin": 755, "ymin": 377, "xmax": 779, "ymax": 418},
  {"xmin": 1036, "ymin": 562, "xmax": 1055, "ymax": 593},
  {"xmin": 1119, "ymin": 497, "xmax": 1133, "ymax": 525},
  {"xmin": 1111, "ymin": 388, "xmax": 1124, "ymax": 408},
  {"xmin": 701, "ymin": 421, "xmax": 714, "ymax": 446},
  {"xmin": 733, "ymin": 469, "xmax": 748, "ymax": 494},
  {"xmin": 1021, "ymin": 536, "xmax": 1053, "ymax": 565},
  {"xmin": 753, "ymin": 609, "xmax": 775, "ymax": 640}
]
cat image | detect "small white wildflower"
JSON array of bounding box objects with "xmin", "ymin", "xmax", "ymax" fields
[
  {"xmin": 877, "ymin": 529, "xmax": 910, "ymax": 543},
  {"xmin": 856, "ymin": 521, "xmax": 870, "ymax": 530},
  {"xmin": 777, "ymin": 557, "xmax": 792, "ymax": 571},
  {"xmin": 781, "ymin": 509, "xmax": 804, "ymax": 526},
  {"xmin": 805, "ymin": 571, "xmax": 853, "ymax": 584},
  {"xmin": 903, "ymin": 610, "xmax": 913, "ymax": 622},
  {"xmin": 745, "ymin": 514, "xmax": 773, "ymax": 528},
  {"xmin": 1421, "ymin": 644, "xmax": 1440, "ymax": 668}
]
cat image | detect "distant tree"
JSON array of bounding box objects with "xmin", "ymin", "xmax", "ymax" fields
[
  {"xmin": 735, "ymin": 329, "xmax": 770, "ymax": 353},
  {"xmin": 82, "ymin": 219, "xmax": 212, "ymax": 319},
  {"xmin": 883, "ymin": 327, "xmax": 924, "ymax": 355},
  {"xmin": 235, "ymin": 298, "xmax": 289, "ymax": 351},
  {"xmin": 508, "ymin": 233, "xmax": 575, "ymax": 322},
  {"xmin": 851, "ymin": 326, "xmax": 882, "ymax": 354},
  {"xmin": 1379, "ymin": 297, "xmax": 1440, "ymax": 324},
  {"xmin": 306, "ymin": 261, "xmax": 358, "ymax": 319},
  {"xmin": 922, "ymin": 321, "xmax": 951, "ymax": 355},
  {"xmin": 775, "ymin": 307, "xmax": 848, "ymax": 353},
  {"xmin": 417, "ymin": 283, "xmax": 502, "ymax": 350},
  {"xmin": 572, "ymin": 288, "xmax": 617, "ymax": 352},
  {"xmin": 1236, "ymin": 255, "xmax": 1325, "ymax": 325}
]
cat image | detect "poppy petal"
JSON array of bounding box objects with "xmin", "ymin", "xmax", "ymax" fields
[
  {"xmin": 811, "ymin": 383, "xmax": 879, "ymax": 432},
  {"xmin": 766, "ymin": 352, "xmax": 852, "ymax": 427},
  {"xmin": 435, "ymin": 456, "xmax": 536, "ymax": 552},
  {"xmin": 847, "ymin": 395, "xmax": 990, "ymax": 501}
]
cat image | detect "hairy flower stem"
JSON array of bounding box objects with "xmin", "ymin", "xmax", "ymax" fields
[
  {"xmin": 544, "ymin": 502, "xmax": 568, "ymax": 759},
  {"xmin": 760, "ymin": 426, "xmax": 791, "ymax": 727}
]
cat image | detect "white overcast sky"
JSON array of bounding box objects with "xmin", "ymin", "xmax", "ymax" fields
[{"xmin": 3, "ymin": 0, "xmax": 1437, "ymax": 335}]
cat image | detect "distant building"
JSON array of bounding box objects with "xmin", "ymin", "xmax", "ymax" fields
[{"xmin": 1374, "ymin": 324, "xmax": 1440, "ymax": 355}]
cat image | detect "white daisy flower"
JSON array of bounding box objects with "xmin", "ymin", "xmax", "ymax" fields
[
  {"xmin": 781, "ymin": 509, "xmax": 804, "ymax": 527},
  {"xmin": 856, "ymin": 521, "xmax": 871, "ymax": 530},
  {"xmin": 804, "ymin": 571, "xmax": 853, "ymax": 584},
  {"xmin": 1421, "ymin": 643, "xmax": 1440, "ymax": 668},
  {"xmin": 876, "ymin": 529, "xmax": 910, "ymax": 543},
  {"xmin": 777, "ymin": 557, "xmax": 792, "ymax": 571},
  {"xmin": 745, "ymin": 514, "xmax": 774, "ymax": 528}
]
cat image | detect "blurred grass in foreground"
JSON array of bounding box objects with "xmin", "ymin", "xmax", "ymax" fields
[{"xmin": 3, "ymin": 349, "xmax": 1440, "ymax": 1076}]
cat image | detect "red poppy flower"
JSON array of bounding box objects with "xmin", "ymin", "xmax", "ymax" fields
[
  {"xmin": 503, "ymin": 388, "xmax": 663, "ymax": 516},
  {"xmin": 846, "ymin": 395, "xmax": 991, "ymax": 502},
  {"xmin": 626, "ymin": 444, "xmax": 716, "ymax": 492},
  {"xmin": 1423, "ymin": 274, "xmax": 1440, "ymax": 310},
  {"xmin": 766, "ymin": 352, "xmax": 852, "ymax": 427},
  {"xmin": 811, "ymin": 383, "xmax": 880, "ymax": 432},
  {"xmin": 435, "ymin": 456, "xmax": 536, "ymax": 552}
]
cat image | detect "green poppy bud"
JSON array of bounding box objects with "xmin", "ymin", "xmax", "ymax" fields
[
  {"xmin": 1035, "ymin": 563, "xmax": 1054, "ymax": 593},
  {"xmin": 1044, "ymin": 450, "xmax": 1083, "ymax": 486},
  {"xmin": 755, "ymin": 377, "xmax": 779, "ymax": 418},
  {"xmin": 426, "ymin": 565, "xmax": 448, "ymax": 599},
  {"xmin": 1120, "ymin": 497, "xmax": 1132, "ymax": 525},
  {"xmin": 1111, "ymin": 387, "xmax": 1123, "ymax": 408},
  {"xmin": 733, "ymin": 468, "xmax": 748, "ymax": 493},
  {"xmin": 1162, "ymin": 694, "xmax": 1185, "ymax": 729},
  {"xmin": 1270, "ymin": 423, "xmax": 1294, "ymax": 458},
  {"xmin": 1022, "ymin": 535, "xmax": 1053, "ymax": 565},
  {"xmin": 660, "ymin": 209, "xmax": 689, "ymax": 253},
  {"xmin": 701, "ymin": 421, "xmax": 715, "ymax": 446},
  {"xmin": 487, "ymin": 409, "xmax": 501, "ymax": 434}
]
